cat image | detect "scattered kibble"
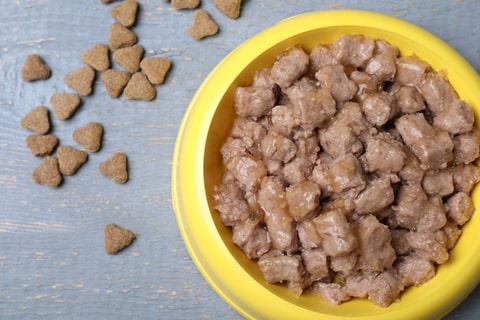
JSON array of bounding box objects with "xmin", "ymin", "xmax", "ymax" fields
[
  {"xmin": 32, "ymin": 156, "xmax": 63, "ymax": 188},
  {"xmin": 73, "ymin": 122, "xmax": 104, "ymax": 153},
  {"xmin": 21, "ymin": 106, "xmax": 51, "ymax": 135},
  {"xmin": 81, "ymin": 44, "xmax": 110, "ymax": 72},
  {"xmin": 50, "ymin": 93, "xmax": 82, "ymax": 120},
  {"xmin": 104, "ymin": 223, "xmax": 136, "ymax": 254},
  {"xmin": 112, "ymin": 44, "xmax": 144, "ymax": 73},
  {"xmin": 26, "ymin": 134, "xmax": 58, "ymax": 157},
  {"xmin": 140, "ymin": 57, "xmax": 171, "ymax": 85},
  {"xmin": 64, "ymin": 65, "xmax": 96, "ymax": 96},
  {"xmin": 171, "ymin": 0, "xmax": 200, "ymax": 9},
  {"xmin": 111, "ymin": 0, "xmax": 139, "ymax": 28},
  {"xmin": 57, "ymin": 145, "xmax": 88, "ymax": 175},
  {"xmin": 123, "ymin": 72, "xmax": 156, "ymax": 100},
  {"xmin": 189, "ymin": 9, "xmax": 219, "ymax": 40},
  {"xmin": 109, "ymin": 22, "xmax": 137, "ymax": 50},
  {"xmin": 101, "ymin": 69, "xmax": 132, "ymax": 98},
  {"xmin": 99, "ymin": 152, "xmax": 129, "ymax": 183},
  {"xmin": 21, "ymin": 54, "xmax": 51, "ymax": 82},
  {"xmin": 214, "ymin": 0, "xmax": 242, "ymax": 19}
]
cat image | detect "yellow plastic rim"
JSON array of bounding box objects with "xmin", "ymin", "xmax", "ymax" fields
[{"xmin": 172, "ymin": 10, "xmax": 480, "ymax": 320}]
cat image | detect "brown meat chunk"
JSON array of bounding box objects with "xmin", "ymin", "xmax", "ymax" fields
[
  {"xmin": 327, "ymin": 153, "xmax": 366, "ymax": 194},
  {"xmin": 397, "ymin": 254, "xmax": 435, "ymax": 287},
  {"xmin": 346, "ymin": 272, "xmax": 376, "ymax": 298},
  {"xmin": 422, "ymin": 169, "xmax": 454, "ymax": 197},
  {"xmin": 258, "ymin": 253, "xmax": 306, "ymax": 296},
  {"xmin": 365, "ymin": 39, "xmax": 399, "ymax": 82},
  {"xmin": 212, "ymin": 173, "xmax": 250, "ymax": 226},
  {"xmin": 296, "ymin": 219, "xmax": 322, "ymax": 249},
  {"xmin": 331, "ymin": 34, "xmax": 375, "ymax": 67},
  {"xmin": 309, "ymin": 44, "xmax": 338, "ymax": 72},
  {"xmin": 452, "ymin": 164, "xmax": 480, "ymax": 193},
  {"xmin": 232, "ymin": 218, "xmax": 271, "ymax": 259},
  {"xmin": 361, "ymin": 134, "xmax": 406, "ymax": 174},
  {"xmin": 394, "ymin": 85, "xmax": 425, "ymax": 114},
  {"xmin": 260, "ymin": 132, "xmax": 297, "ymax": 163},
  {"xmin": 453, "ymin": 129, "xmax": 480, "ymax": 165},
  {"xmin": 419, "ymin": 70, "xmax": 457, "ymax": 114},
  {"xmin": 361, "ymin": 91, "xmax": 397, "ymax": 127},
  {"xmin": 367, "ymin": 269, "xmax": 403, "ymax": 307},
  {"xmin": 433, "ymin": 99, "xmax": 474, "ymax": 135},
  {"xmin": 271, "ymin": 45, "xmax": 309, "ymax": 88},
  {"xmin": 301, "ymin": 248, "xmax": 330, "ymax": 281},
  {"xmin": 312, "ymin": 282, "xmax": 351, "ymax": 305},
  {"xmin": 315, "ymin": 64, "xmax": 358, "ymax": 103},
  {"xmin": 394, "ymin": 55, "xmax": 430, "ymax": 86},
  {"xmin": 226, "ymin": 154, "xmax": 267, "ymax": 190},
  {"xmin": 354, "ymin": 178, "xmax": 394, "ymax": 214},
  {"xmin": 445, "ymin": 192, "xmax": 475, "ymax": 225},
  {"xmin": 405, "ymin": 231, "xmax": 449, "ymax": 264},
  {"xmin": 286, "ymin": 180, "xmax": 321, "ymax": 221},
  {"xmin": 233, "ymin": 86, "xmax": 277, "ymax": 119},
  {"xmin": 290, "ymin": 88, "xmax": 336, "ymax": 130}
]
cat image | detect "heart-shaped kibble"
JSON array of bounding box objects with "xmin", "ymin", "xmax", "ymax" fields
[
  {"xmin": 109, "ymin": 22, "xmax": 137, "ymax": 50},
  {"xmin": 111, "ymin": 0, "xmax": 139, "ymax": 28},
  {"xmin": 101, "ymin": 69, "xmax": 132, "ymax": 98},
  {"xmin": 73, "ymin": 122, "xmax": 104, "ymax": 153},
  {"xmin": 26, "ymin": 134, "xmax": 58, "ymax": 157},
  {"xmin": 104, "ymin": 223, "xmax": 136, "ymax": 254},
  {"xmin": 32, "ymin": 156, "xmax": 63, "ymax": 188},
  {"xmin": 171, "ymin": 0, "xmax": 200, "ymax": 9},
  {"xmin": 189, "ymin": 9, "xmax": 219, "ymax": 40},
  {"xmin": 140, "ymin": 57, "xmax": 171, "ymax": 85},
  {"xmin": 112, "ymin": 44, "xmax": 144, "ymax": 73},
  {"xmin": 57, "ymin": 145, "xmax": 88, "ymax": 175},
  {"xmin": 21, "ymin": 106, "xmax": 51, "ymax": 135},
  {"xmin": 123, "ymin": 72, "xmax": 156, "ymax": 101},
  {"xmin": 21, "ymin": 54, "xmax": 51, "ymax": 82},
  {"xmin": 214, "ymin": 0, "xmax": 242, "ymax": 19},
  {"xmin": 99, "ymin": 152, "xmax": 128, "ymax": 184},
  {"xmin": 81, "ymin": 43, "xmax": 110, "ymax": 72},
  {"xmin": 50, "ymin": 93, "xmax": 81, "ymax": 120},
  {"xmin": 64, "ymin": 66, "xmax": 95, "ymax": 96}
]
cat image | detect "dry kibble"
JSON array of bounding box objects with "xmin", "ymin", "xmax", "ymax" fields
[
  {"xmin": 50, "ymin": 93, "xmax": 81, "ymax": 120},
  {"xmin": 21, "ymin": 54, "xmax": 51, "ymax": 82},
  {"xmin": 32, "ymin": 156, "xmax": 62, "ymax": 188},
  {"xmin": 81, "ymin": 44, "xmax": 110, "ymax": 72},
  {"xmin": 140, "ymin": 57, "xmax": 171, "ymax": 85},
  {"xmin": 189, "ymin": 9, "xmax": 219, "ymax": 40},
  {"xmin": 104, "ymin": 223, "xmax": 136, "ymax": 254},
  {"xmin": 101, "ymin": 0, "xmax": 117, "ymax": 3},
  {"xmin": 57, "ymin": 145, "xmax": 88, "ymax": 175},
  {"xmin": 124, "ymin": 72, "xmax": 156, "ymax": 100},
  {"xmin": 171, "ymin": 0, "xmax": 200, "ymax": 9},
  {"xmin": 214, "ymin": 0, "xmax": 242, "ymax": 19},
  {"xmin": 73, "ymin": 122, "xmax": 104, "ymax": 153},
  {"xmin": 101, "ymin": 69, "xmax": 131, "ymax": 98},
  {"xmin": 99, "ymin": 152, "xmax": 129, "ymax": 183},
  {"xmin": 21, "ymin": 106, "xmax": 51, "ymax": 135},
  {"xmin": 26, "ymin": 134, "xmax": 58, "ymax": 157},
  {"xmin": 64, "ymin": 66, "xmax": 95, "ymax": 96},
  {"xmin": 112, "ymin": 44, "xmax": 144, "ymax": 73},
  {"xmin": 111, "ymin": 0, "xmax": 139, "ymax": 28},
  {"xmin": 109, "ymin": 22, "xmax": 137, "ymax": 50}
]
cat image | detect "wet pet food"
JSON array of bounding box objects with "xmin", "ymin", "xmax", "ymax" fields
[
  {"xmin": 123, "ymin": 72, "xmax": 156, "ymax": 100},
  {"xmin": 214, "ymin": 0, "xmax": 242, "ymax": 19},
  {"xmin": 64, "ymin": 65, "xmax": 96, "ymax": 96},
  {"xmin": 104, "ymin": 223, "xmax": 136, "ymax": 254},
  {"xmin": 111, "ymin": 0, "xmax": 139, "ymax": 28},
  {"xmin": 101, "ymin": 69, "xmax": 132, "ymax": 97},
  {"xmin": 189, "ymin": 9, "xmax": 219, "ymax": 40},
  {"xmin": 26, "ymin": 134, "xmax": 58, "ymax": 157},
  {"xmin": 32, "ymin": 156, "xmax": 62, "ymax": 188},
  {"xmin": 99, "ymin": 152, "xmax": 129, "ymax": 183},
  {"xmin": 81, "ymin": 44, "xmax": 110, "ymax": 72},
  {"xmin": 21, "ymin": 54, "xmax": 51, "ymax": 82},
  {"xmin": 21, "ymin": 106, "xmax": 51, "ymax": 135},
  {"xmin": 57, "ymin": 145, "xmax": 88, "ymax": 175},
  {"xmin": 73, "ymin": 122, "xmax": 104, "ymax": 153},
  {"xmin": 50, "ymin": 93, "xmax": 81, "ymax": 120},
  {"xmin": 112, "ymin": 44, "xmax": 144, "ymax": 73},
  {"xmin": 140, "ymin": 57, "xmax": 171, "ymax": 85},
  {"xmin": 109, "ymin": 22, "xmax": 137, "ymax": 50}
]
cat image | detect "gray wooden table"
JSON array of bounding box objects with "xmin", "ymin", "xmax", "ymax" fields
[{"xmin": 1, "ymin": 0, "xmax": 479, "ymax": 319}]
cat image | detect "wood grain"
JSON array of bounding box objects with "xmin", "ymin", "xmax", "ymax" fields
[{"xmin": 0, "ymin": 1, "xmax": 479, "ymax": 319}]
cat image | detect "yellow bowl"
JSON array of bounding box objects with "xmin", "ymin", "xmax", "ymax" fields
[{"xmin": 172, "ymin": 10, "xmax": 480, "ymax": 320}]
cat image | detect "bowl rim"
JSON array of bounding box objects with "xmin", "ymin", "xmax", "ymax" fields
[{"xmin": 172, "ymin": 9, "xmax": 480, "ymax": 320}]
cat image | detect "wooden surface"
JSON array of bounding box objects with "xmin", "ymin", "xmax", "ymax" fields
[{"xmin": 1, "ymin": 0, "xmax": 479, "ymax": 319}]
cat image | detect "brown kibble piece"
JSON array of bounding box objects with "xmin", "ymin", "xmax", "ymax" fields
[
  {"xmin": 32, "ymin": 156, "xmax": 62, "ymax": 188},
  {"xmin": 124, "ymin": 72, "xmax": 156, "ymax": 100},
  {"xmin": 21, "ymin": 54, "xmax": 51, "ymax": 82},
  {"xmin": 50, "ymin": 93, "xmax": 81, "ymax": 120},
  {"xmin": 109, "ymin": 22, "xmax": 137, "ymax": 50},
  {"xmin": 73, "ymin": 122, "xmax": 104, "ymax": 153},
  {"xmin": 21, "ymin": 106, "xmax": 51, "ymax": 135},
  {"xmin": 64, "ymin": 66, "xmax": 95, "ymax": 96},
  {"xmin": 57, "ymin": 145, "xmax": 88, "ymax": 175},
  {"xmin": 104, "ymin": 223, "xmax": 136, "ymax": 254},
  {"xmin": 112, "ymin": 44, "xmax": 144, "ymax": 73},
  {"xmin": 26, "ymin": 134, "xmax": 58, "ymax": 156},
  {"xmin": 99, "ymin": 152, "xmax": 129, "ymax": 183},
  {"xmin": 101, "ymin": 69, "xmax": 131, "ymax": 98},
  {"xmin": 111, "ymin": 0, "xmax": 139, "ymax": 28},
  {"xmin": 189, "ymin": 9, "xmax": 219, "ymax": 40},
  {"xmin": 81, "ymin": 44, "xmax": 110, "ymax": 72},
  {"xmin": 140, "ymin": 57, "xmax": 171, "ymax": 85},
  {"xmin": 214, "ymin": 0, "xmax": 242, "ymax": 19},
  {"xmin": 171, "ymin": 0, "xmax": 200, "ymax": 9}
]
